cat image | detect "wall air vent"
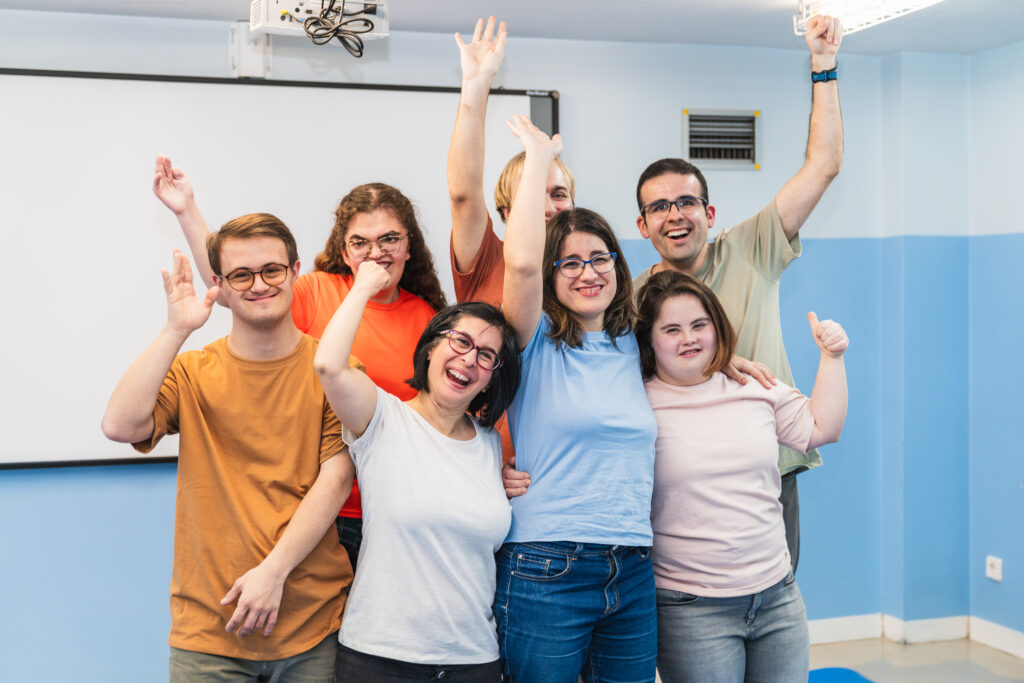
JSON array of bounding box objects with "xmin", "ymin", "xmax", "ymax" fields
[{"xmin": 682, "ymin": 109, "xmax": 761, "ymax": 170}]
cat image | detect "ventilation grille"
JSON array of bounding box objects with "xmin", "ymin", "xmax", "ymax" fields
[{"xmin": 682, "ymin": 110, "xmax": 760, "ymax": 169}]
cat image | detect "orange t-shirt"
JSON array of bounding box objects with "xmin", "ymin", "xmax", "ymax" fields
[
  {"xmin": 134, "ymin": 335, "xmax": 354, "ymax": 660},
  {"xmin": 292, "ymin": 270, "xmax": 436, "ymax": 516},
  {"xmin": 450, "ymin": 215, "xmax": 505, "ymax": 309},
  {"xmin": 449, "ymin": 217, "xmax": 515, "ymax": 463}
]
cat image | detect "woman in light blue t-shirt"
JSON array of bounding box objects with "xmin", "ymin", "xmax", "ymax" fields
[{"xmin": 495, "ymin": 114, "xmax": 659, "ymax": 683}]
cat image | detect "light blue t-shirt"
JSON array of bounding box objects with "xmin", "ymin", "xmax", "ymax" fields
[{"xmin": 506, "ymin": 315, "xmax": 657, "ymax": 545}]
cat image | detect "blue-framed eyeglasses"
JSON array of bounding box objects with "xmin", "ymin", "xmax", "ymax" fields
[{"xmin": 553, "ymin": 252, "xmax": 617, "ymax": 278}]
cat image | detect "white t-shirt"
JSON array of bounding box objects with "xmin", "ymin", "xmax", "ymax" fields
[
  {"xmin": 340, "ymin": 388, "xmax": 510, "ymax": 664},
  {"xmin": 645, "ymin": 373, "xmax": 814, "ymax": 597}
]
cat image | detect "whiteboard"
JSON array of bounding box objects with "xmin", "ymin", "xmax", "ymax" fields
[{"xmin": 0, "ymin": 71, "xmax": 545, "ymax": 466}]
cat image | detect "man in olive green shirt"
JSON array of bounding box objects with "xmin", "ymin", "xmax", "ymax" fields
[{"xmin": 632, "ymin": 15, "xmax": 844, "ymax": 572}]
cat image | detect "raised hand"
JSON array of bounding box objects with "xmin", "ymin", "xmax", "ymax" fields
[
  {"xmin": 454, "ymin": 16, "xmax": 507, "ymax": 85},
  {"xmin": 152, "ymin": 154, "xmax": 195, "ymax": 215},
  {"xmin": 221, "ymin": 564, "xmax": 285, "ymax": 637},
  {"xmin": 808, "ymin": 312, "xmax": 848, "ymax": 357},
  {"xmin": 352, "ymin": 259, "xmax": 392, "ymax": 297},
  {"xmin": 805, "ymin": 15, "xmax": 842, "ymax": 62},
  {"xmin": 505, "ymin": 114, "xmax": 563, "ymax": 161},
  {"xmin": 163, "ymin": 250, "xmax": 219, "ymax": 334}
]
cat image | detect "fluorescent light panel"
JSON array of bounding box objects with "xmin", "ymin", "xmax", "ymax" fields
[{"xmin": 793, "ymin": 0, "xmax": 945, "ymax": 35}]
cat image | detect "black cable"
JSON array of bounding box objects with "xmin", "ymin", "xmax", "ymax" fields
[{"xmin": 304, "ymin": 0, "xmax": 376, "ymax": 58}]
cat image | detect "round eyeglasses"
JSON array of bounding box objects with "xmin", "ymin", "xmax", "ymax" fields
[
  {"xmin": 553, "ymin": 252, "xmax": 617, "ymax": 278},
  {"xmin": 345, "ymin": 233, "xmax": 408, "ymax": 258},
  {"xmin": 441, "ymin": 329, "xmax": 504, "ymax": 371},
  {"xmin": 222, "ymin": 263, "xmax": 290, "ymax": 291}
]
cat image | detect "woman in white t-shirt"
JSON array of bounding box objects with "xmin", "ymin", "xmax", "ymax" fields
[
  {"xmin": 313, "ymin": 261, "xmax": 522, "ymax": 682},
  {"xmin": 635, "ymin": 270, "xmax": 849, "ymax": 683}
]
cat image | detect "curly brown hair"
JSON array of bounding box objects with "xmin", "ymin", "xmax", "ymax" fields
[
  {"xmin": 542, "ymin": 208, "xmax": 635, "ymax": 348},
  {"xmin": 314, "ymin": 183, "xmax": 447, "ymax": 311}
]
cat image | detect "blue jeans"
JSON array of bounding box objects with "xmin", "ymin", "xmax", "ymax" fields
[
  {"xmin": 656, "ymin": 572, "xmax": 809, "ymax": 683},
  {"xmin": 494, "ymin": 541, "xmax": 657, "ymax": 683}
]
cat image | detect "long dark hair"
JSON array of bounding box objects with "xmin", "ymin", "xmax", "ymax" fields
[
  {"xmin": 314, "ymin": 183, "xmax": 447, "ymax": 311},
  {"xmin": 542, "ymin": 208, "xmax": 635, "ymax": 348},
  {"xmin": 406, "ymin": 302, "xmax": 521, "ymax": 429}
]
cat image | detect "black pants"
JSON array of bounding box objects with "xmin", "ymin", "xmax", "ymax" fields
[
  {"xmin": 780, "ymin": 470, "xmax": 801, "ymax": 573},
  {"xmin": 335, "ymin": 642, "xmax": 501, "ymax": 682}
]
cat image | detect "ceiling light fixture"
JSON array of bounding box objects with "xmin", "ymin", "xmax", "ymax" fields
[{"xmin": 793, "ymin": 0, "xmax": 946, "ymax": 36}]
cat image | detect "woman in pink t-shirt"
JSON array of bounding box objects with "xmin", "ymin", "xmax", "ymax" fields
[{"xmin": 635, "ymin": 270, "xmax": 849, "ymax": 683}]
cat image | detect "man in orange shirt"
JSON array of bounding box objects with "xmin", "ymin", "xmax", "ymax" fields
[
  {"xmin": 448, "ymin": 16, "xmax": 575, "ymax": 310},
  {"xmin": 102, "ymin": 214, "xmax": 354, "ymax": 681}
]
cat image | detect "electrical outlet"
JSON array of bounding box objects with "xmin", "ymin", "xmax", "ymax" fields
[{"xmin": 985, "ymin": 555, "xmax": 1003, "ymax": 582}]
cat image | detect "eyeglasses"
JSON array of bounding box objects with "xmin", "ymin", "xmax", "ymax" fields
[
  {"xmin": 441, "ymin": 329, "xmax": 504, "ymax": 371},
  {"xmin": 641, "ymin": 195, "xmax": 708, "ymax": 219},
  {"xmin": 345, "ymin": 233, "xmax": 408, "ymax": 257},
  {"xmin": 222, "ymin": 263, "xmax": 290, "ymax": 291},
  {"xmin": 553, "ymin": 252, "xmax": 617, "ymax": 278}
]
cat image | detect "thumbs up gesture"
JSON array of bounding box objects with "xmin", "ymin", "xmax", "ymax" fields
[{"xmin": 808, "ymin": 312, "xmax": 848, "ymax": 358}]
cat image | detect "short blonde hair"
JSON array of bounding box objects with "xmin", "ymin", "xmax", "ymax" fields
[{"xmin": 494, "ymin": 152, "xmax": 576, "ymax": 223}]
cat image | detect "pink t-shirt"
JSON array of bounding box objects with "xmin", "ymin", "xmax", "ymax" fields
[{"xmin": 645, "ymin": 373, "xmax": 813, "ymax": 597}]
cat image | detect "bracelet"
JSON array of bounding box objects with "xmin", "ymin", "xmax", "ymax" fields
[{"xmin": 812, "ymin": 65, "xmax": 838, "ymax": 83}]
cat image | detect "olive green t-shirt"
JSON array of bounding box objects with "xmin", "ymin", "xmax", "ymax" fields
[{"xmin": 632, "ymin": 199, "xmax": 821, "ymax": 474}]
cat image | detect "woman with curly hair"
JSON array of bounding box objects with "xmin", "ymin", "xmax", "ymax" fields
[{"xmin": 152, "ymin": 159, "xmax": 447, "ymax": 569}]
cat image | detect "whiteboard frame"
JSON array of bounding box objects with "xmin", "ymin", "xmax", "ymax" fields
[{"xmin": 0, "ymin": 67, "xmax": 558, "ymax": 470}]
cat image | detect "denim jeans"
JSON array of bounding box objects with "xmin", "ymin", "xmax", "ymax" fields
[
  {"xmin": 335, "ymin": 516, "xmax": 363, "ymax": 572},
  {"xmin": 494, "ymin": 541, "xmax": 657, "ymax": 683},
  {"xmin": 656, "ymin": 572, "xmax": 808, "ymax": 683}
]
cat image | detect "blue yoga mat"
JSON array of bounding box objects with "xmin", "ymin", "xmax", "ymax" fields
[{"xmin": 809, "ymin": 668, "xmax": 874, "ymax": 682}]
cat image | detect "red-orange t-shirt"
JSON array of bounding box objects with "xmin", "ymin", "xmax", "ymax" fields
[
  {"xmin": 292, "ymin": 270, "xmax": 436, "ymax": 516},
  {"xmin": 449, "ymin": 217, "xmax": 515, "ymax": 463}
]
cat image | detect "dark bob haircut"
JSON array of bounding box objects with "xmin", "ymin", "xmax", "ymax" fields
[
  {"xmin": 635, "ymin": 270, "xmax": 736, "ymax": 380},
  {"xmin": 406, "ymin": 302, "xmax": 521, "ymax": 429}
]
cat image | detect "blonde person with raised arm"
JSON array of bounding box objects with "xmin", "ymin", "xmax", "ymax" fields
[
  {"xmin": 496, "ymin": 114, "xmax": 658, "ymax": 683},
  {"xmin": 153, "ymin": 164, "xmax": 445, "ymax": 570},
  {"xmin": 312, "ymin": 259, "xmax": 521, "ymax": 681},
  {"xmin": 635, "ymin": 270, "xmax": 848, "ymax": 682},
  {"xmin": 102, "ymin": 215, "xmax": 355, "ymax": 681}
]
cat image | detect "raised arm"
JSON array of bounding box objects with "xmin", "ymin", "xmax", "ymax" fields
[
  {"xmin": 221, "ymin": 449, "xmax": 355, "ymax": 636},
  {"xmin": 101, "ymin": 250, "xmax": 220, "ymax": 443},
  {"xmin": 501, "ymin": 115, "xmax": 562, "ymax": 348},
  {"xmin": 775, "ymin": 15, "xmax": 843, "ymax": 240},
  {"xmin": 805, "ymin": 312, "xmax": 848, "ymax": 449},
  {"xmin": 313, "ymin": 261, "xmax": 390, "ymax": 436},
  {"xmin": 153, "ymin": 155, "xmax": 220, "ymax": 292},
  {"xmin": 448, "ymin": 16, "xmax": 507, "ymax": 271}
]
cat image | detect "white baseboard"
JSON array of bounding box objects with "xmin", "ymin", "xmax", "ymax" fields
[
  {"xmin": 883, "ymin": 614, "xmax": 968, "ymax": 643},
  {"xmin": 969, "ymin": 616, "xmax": 1024, "ymax": 660},
  {"xmin": 809, "ymin": 613, "xmax": 883, "ymax": 644}
]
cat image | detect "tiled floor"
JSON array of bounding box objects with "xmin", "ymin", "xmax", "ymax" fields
[{"xmin": 810, "ymin": 638, "xmax": 1024, "ymax": 682}]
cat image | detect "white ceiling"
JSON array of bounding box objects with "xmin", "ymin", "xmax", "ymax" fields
[{"xmin": 3, "ymin": 0, "xmax": 1023, "ymax": 55}]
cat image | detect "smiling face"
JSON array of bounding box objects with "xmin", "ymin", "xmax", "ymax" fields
[
  {"xmin": 552, "ymin": 230, "xmax": 617, "ymax": 332},
  {"xmin": 340, "ymin": 208, "xmax": 411, "ymax": 303},
  {"xmin": 636, "ymin": 172, "xmax": 716, "ymax": 274},
  {"xmin": 426, "ymin": 315, "xmax": 504, "ymax": 409},
  {"xmin": 215, "ymin": 236, "xmax": 299, "ymax": 330},
  {"xmin": 651, "ymin": 293, "xmax": 717, "ymax": 386}
]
